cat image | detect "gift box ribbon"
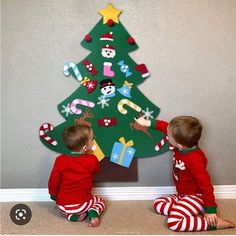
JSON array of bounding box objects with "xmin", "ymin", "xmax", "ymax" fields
[
  {"xmin": 80, "ymin": 76, "xmax": 90, "ymax": 85},
  {"xmin": 118, "ymin": 137, "xmax": 134, "ymax": 165}
]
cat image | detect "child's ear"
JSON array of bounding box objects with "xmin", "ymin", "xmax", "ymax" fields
[
  {"xmin": 82, "ymin": 145, "xmax": 87, "ymax": 151},
  {"xmin": 177, "ymin": 144, "xmax": 183, "ymax": 150}
]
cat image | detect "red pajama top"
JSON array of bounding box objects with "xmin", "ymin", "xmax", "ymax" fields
[
  {"xmin": 48, "ymin": 154, "xmax": 100, "ymax": 206},
  {"xmin": 152, "ymin": 120, "xmax": 217, "ymax": 213}
]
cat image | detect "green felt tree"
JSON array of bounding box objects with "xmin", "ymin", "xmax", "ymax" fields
[{"xmin": 39, "ymin": 3, "xmax": 170, "ymax": 168}]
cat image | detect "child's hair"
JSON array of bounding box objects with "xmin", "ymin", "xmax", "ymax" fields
[
  {"xmin": 63, "ymin": 124, "xmax": 92, "ymax": 152},
  {"xmin": 169, "ymin": 116, "xmax": 202, "ymax": 148}
]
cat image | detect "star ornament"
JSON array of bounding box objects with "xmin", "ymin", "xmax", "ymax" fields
[{"xmin": 98, "ymin": 3, "xmax": 122, "ymax": 24}]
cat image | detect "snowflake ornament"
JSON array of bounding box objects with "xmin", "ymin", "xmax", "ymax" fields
[
  {"xmin": 142, "ymin": 107, "xmax": 154, "ymax": 120},
  {"xmin": 120, "ymin": 87, "xmax": 129, "ymax": 95},
  {"xmin": 87, "ymin": 82, "xmax": 95, "ymax": 89},
  {"xmin": 61, "ymin": 103, "xmax": 73, "ymax": 117},
  {"xmin": 111, "ymin": 153, "xmax": 119, "ymax": 161},
  {"xmin": 97, "ymin": 96, "xmax": 110, "ymax": 109},
  {"xmin": 127, "ymin": 148, "xmax": 135, "ymax": 156}
]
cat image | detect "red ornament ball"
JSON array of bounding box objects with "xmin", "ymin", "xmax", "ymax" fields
[
  {"xmin": 85, "ymin": 34, "xmax": 92, "ymax": 42},
  {"xmin": 128, "ymin": 36, "xmax": 135, "ymax": 44},
  {"xmin": 107, "ymin": 19, "xmax": 114, "ymax": 26}
]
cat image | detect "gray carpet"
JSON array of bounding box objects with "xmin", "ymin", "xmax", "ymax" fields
[{"xmin": 1, "ymin": 200, "xmax": 236, "ymax": 235}]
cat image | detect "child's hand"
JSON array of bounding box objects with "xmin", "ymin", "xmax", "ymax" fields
[
  {"xmin": 134, "ymin": 116, "xmax": 151, "ymax": 127},
  {"xmin": 204, "ymin": 213, "xmax": 218, "ymax": 228}
]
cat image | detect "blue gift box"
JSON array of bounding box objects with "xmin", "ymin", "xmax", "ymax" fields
[{"xmin": 110, "ymin": 137, "xmax": 136, "ymax": 168}]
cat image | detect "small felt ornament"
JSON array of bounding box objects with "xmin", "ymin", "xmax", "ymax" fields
[
  {"xmin": 101, "ymin": 45, "xmax": 116, "ymax": 58},
  {"xmin": 117, "ymin": 80, "xmax": 133, "ymax": 98},
  {"xmin": 39, "ymin": 123, "xmax": 58, "ymax": 146},
  {"xmin": 110, "ymin": 137, "xmax": 136, "ymax": 168},
  {"xmin": 92, "ymin": 140, "xmax": 105, "ymax": 162},
  {"xmin": 97, "ymin": 96, "xmax": 110, "ymax": 109},
  {"xmin": 107, "ymin": 19, "xmax": 114, "ymax": 26},
  {"xmin": 80, "ymin": 76, "xmax": 98, "ymax": 93},
  {"xmin": 98, "ymin": 117, "xmax": 117, "ymax": 127},
  {"xmin": 99, "ymin": 79, "xmax": 116, "ymax": 98},
  {"xmin": 84, "ymin": 34, "xmax": 92, "ymax": 42},
  {"xmin": 128, "ymin": 36, "xmax": 135, "ymax": 44},
  {"xmin": 130, "ymin": 118, "xmax": 153, "ymax": 139},
  {"xmin": 155, "ymin": 136, "xmax": 175, "ymax": 151},
  {"xmin": 70, "ymin": 99, "xmax": 95, "ymax": 115},
  {"xmin": 63, "ymin": 62, "xmax": 83, "ymax": 81},
  {"xmin": 61, "ymin": 103, "xmax": 73, "ymax": 117},
  {"xmin": 100, "ymin": 32, "xmax": 113, "ymax": 41},
  {"xmin": 135, "ymin": 64, "xmax": 150, "ymax": 78},
  {"xmin": 75, "ymin": 109, "xmax": 94, "ymax": 127},
  {"xmin": 98, "ymin": 3, "xmax": 122, "ymax": 24},
  {"xmin": 82, "ymin": 60, "xmax": 98, "ymax": 76},
  {"xmin": 117, "ymin": 60, "xmax": 132, "ymax": 77},
  {"xmin": 142, "ymin": 107, "xmax": 154, "ymax": 120},
  {"xmin": 103, "ymin": 62, "xmax": 115, "ymax": 77},
  {"xmin": 117, "ymin": 99, "xmax": 141, "ymax": 115}
]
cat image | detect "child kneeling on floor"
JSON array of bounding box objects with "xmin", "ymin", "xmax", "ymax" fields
[
  {"xmin": 48, "ymin": 124, "xmax": 105, "ymax": 227},
  {"xmin": 135, "ymin": 115, "xmax": 235, "ymax": 232}
]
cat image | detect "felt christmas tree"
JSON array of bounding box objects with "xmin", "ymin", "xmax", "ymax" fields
[{"xmin": 39, "ymin": 3, "xmax": 170, "ymax": 168}]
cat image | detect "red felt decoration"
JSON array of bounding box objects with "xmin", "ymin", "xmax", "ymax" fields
[
  {"xmin": 107, "ymin": 19, "xmax": 114, "ymax": 26},
  {"xmin": 81, "ymin": 77, "xmax": 98, "ymax": 94},
  {"xmin": 98, "ymin": 117, "xmax": 117, "ymax": 127},
  {"xmin": 82, "ymin": 59, "xmax": 98, "ymax": 76},
  {"xmin": 100, "ymin": 32, "xmax": 113, "ymax": 41},
  {"xmin": 128, "ymin": 36, "xmax": 135, "ymax": 44},
  {"xmin": 135, "ymin": 64, "xmax": 150, "ymax": 78},
  {"xmin": 85, "ymin": 34, "xmax": 92, "ymax": 42}
]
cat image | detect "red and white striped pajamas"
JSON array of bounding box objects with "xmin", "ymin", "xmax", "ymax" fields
[
  {"xmin": 58, "ymin": 196, "xmax": 105, "ymax": 221},
  {"xmin": 154, "ymin": 194, "xmax": 209, "ymax": 231},
  {"xmin": 151, "ymin": 119, "xmax": 217, "ymax": 232}
]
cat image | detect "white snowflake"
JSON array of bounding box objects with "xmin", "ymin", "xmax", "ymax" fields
[
  {"xmin": 121, "ymin": 87, "xmax": 129, "ymax": 95},
  {"xmin": 111, "ymin": 153, "xmax": 119, "ymax": 161},
  {"xmin": 127, "ymin": 148, "xmax": 135, "ymax": 156},
  {"xmin": 61, "ymin": 103, "xmax": 73, "ymax": 117},
  {"xmin": 87, "ymin": 82, "xmax": 95, "ymax": 89},
  {"xmin": 142, "ymin": 107, "xmax": 154, "ymax": 120},
  {"xmin": 97, "ymin": 96, "xmax": 110, "ymax": 109}
]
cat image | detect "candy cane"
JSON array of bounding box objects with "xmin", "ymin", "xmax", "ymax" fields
[
  {"xmin": 63, "ymin": 62, "xmax": 83, "ymax": 81},
  {"xmin": 117, "ymin": 99, "xmax": 141, "ymax": 115},
  {"xmin": 155, "ymin": 136, "xmax": 175, "ymax": 151},
  {"xmin": 39, "ymin": 123, "xmax": 58, "ymax": 146},
  {"xmin": 70, "ymin": 99, "xmax": 95, "ymax": 114}
]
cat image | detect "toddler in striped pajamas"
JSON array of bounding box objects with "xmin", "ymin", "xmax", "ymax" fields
[
  {"xmin": 48, "ymin": 124, "xmax": 105, "ymax": 227},
  {"xmin": 135, "ymin": 115, "xmax": 235, "ymax": 232}
]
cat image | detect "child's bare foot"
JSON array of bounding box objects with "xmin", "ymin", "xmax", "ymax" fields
[
  {"xmin": 89, "ymin": 217, "xmax": 100, "ymax": 227},
  {"xmin": 217, "ymin": 216, "xmax": 235, "ymax": 229},
  {"xmin": 77, "ymin": 213, "xmax": 87, "ymax": 222}
]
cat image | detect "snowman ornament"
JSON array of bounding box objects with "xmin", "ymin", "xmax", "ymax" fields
[
  {"xmin": 101, "ymin": 45, "xmax": 116, "ymax": 58},
  {"xmin": 99, "ymin": 79, "xmax": 116, "ymax": 98}
]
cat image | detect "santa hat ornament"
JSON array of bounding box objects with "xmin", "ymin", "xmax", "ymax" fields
[
  {"xmin": 103, "ymin": 44, "xmax": 115, "ymax": 51},
  {"xmin": 135, "ymin": 64, "xmax": 150, "ymax": 78},
  {"xmin": 100, "ymin": 32, "xmax": 113, "ymax": 41}
]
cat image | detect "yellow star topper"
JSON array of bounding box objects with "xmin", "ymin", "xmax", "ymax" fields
[{"xmin": 98, "ymin": 3, "xmax": 122, "ymax": 24}]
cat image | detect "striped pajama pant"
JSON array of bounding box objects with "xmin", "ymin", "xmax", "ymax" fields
[
  {"xmin": 58, "ymin": 196, "xmax": 105, "ymax": 221},
  {"xmin": 153, "ymin": 194, "xmax": 209, "ymax": 232}
]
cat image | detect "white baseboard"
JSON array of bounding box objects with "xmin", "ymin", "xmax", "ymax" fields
[{"xmin": 1, "ymin": 185, "xmax": 236, "ymax": 202}]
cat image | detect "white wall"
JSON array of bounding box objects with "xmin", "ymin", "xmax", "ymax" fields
[{"xmin": 1, "ymin": 0, "xmax": 236, "ymax": 188}]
